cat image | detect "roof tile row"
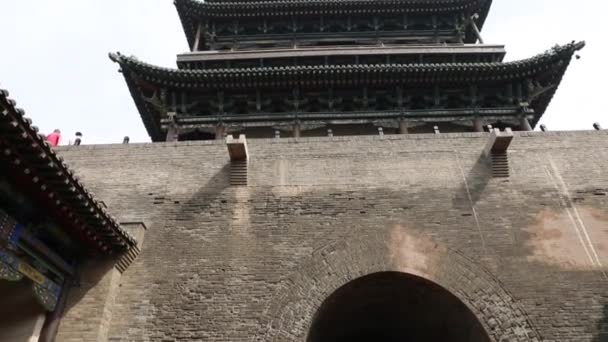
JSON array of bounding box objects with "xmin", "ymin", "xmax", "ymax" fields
[{"xmin": 111, "ymin": 41, "xmax": 584, "ymax": 88}]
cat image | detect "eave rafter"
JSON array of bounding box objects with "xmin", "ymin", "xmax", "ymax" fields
[
  {"xmin": 175, "ymin": 0, "xmax": 493, "ymax": 48},
  {"xmin": 0, "ymin": 87, "xmax": 137, "ymax": 255}
]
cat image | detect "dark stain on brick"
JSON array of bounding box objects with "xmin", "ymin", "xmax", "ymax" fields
[{"xmin": 592, "ymin": 305, "xmax": 608, "ymax": 341}]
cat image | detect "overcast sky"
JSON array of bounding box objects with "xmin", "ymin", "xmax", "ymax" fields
[{"xmin": 1, "ymin": 0, "xmax": 606, "ymax": 144}]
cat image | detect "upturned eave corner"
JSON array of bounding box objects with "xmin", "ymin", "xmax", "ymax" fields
[{"xmin": 108, "ymin": 51, "xmax": 166, "ymax": 142}]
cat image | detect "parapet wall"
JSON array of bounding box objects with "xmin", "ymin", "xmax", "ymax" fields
[{"xmin": 55, "ymin": 131, "xmax": 608, "ymax": 341}]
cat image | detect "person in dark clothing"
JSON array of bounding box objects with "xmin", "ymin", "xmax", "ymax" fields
[{"xmin": 73, "ymin": 132, "xmax": 83, "ymax": 146}]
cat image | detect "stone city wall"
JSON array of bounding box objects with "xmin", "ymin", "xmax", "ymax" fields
[{"xmin": 54, "ymin": 131, "xmax": 608, "ymax": 341}]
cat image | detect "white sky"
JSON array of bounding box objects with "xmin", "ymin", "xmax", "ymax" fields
[{"xmin": 0, "ymin": 0, "xmax": 606, "ymax": 144}]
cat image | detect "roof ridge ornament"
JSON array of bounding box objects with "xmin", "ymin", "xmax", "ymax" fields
[{"xmin": 108, "ymin": 52, "xmax": 122, "ymax": 63}]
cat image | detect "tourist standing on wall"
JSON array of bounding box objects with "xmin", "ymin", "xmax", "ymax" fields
[
  {"xmin": 46, "ymin": 129, "xmax": 61, "ymax": 147},
  {"xmin": 73, "ymin": 132, "xmax": 82, "ymax": 146}
]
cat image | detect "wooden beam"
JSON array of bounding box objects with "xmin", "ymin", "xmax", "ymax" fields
[
  {"xmin": 166, "ymin": 126, "xmax": 180, "ymax": 142},
  {"xmin": 520, "ymin": 116, "xmax": 533, "ymax": 131},
  {"xmin": 181, "ymin": 92, "xmax": 187, "ymax": 115},
  {"xmin": 215, "ymin": 125, "xmax": 225, "ymax": 140},
  {"xmin": 160, "ymin": 107, "xmax": 529, "ymax": 128},
  {"xmin": 469, "ymin": 14, "xmax": 484, "ymax": 44},
  {"xmin": 17, "ymin": 231, "xmax": 75, "ymax": 276},
  {"xmin": 398, "ymin": 119, "xmax": 408, "ymax": 134},
  {"xmin": 166, "ymin": 112, "xmax": 179, "ymax": 142},
  {"xmin": 39, "ymin": 279, "xmax": 70, "ymax": 342},
  {"xmin": 192, "ymin": 22, "xmax": 203, "ymax": 52},
  {"xmin": 473, "ymin": 117, "xmax": 484, "ymax": 132}
]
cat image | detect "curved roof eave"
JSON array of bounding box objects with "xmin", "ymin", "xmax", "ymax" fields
[
  {"xmin": 110, "ymin": 41, "xmax": 583, "ymax": 137},
  {"xmin": 110, "ymin": 41, "xmax": 584, "ymax": 88}
]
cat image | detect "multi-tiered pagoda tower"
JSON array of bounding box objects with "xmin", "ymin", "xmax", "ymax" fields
[{"xmin": 112, "ymin": 0, "xmax": 583, "ymax": 142}]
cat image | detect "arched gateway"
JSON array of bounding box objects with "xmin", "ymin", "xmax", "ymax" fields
[
  {"xmin": 254, "ymin": 230, "xmax": 541, "ymax": 341},
  {"xmin": 307, "ymin": 272, "xmax": 490, "ymax": 342}
]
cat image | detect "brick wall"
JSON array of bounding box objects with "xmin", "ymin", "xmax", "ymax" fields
[{"xmin": 54, "ymin": 131, "xmax": 608, "ymax": 341}]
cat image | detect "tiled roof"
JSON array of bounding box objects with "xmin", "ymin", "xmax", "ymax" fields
[
  {"xmin": 111, "ymin": 41, "xmax": 584, "ymax": 140},
  {"xmin": 111, "ymin": 42, "xmax": 583, "ymax": 88},
  {"xmin": 176, "ymin": 0, "xmax": 491, "ymax": 17},
  {"xmin": 175, "ymin": 0, "xmax": 492, "ymax": 48},
  {"xmin": 0, "ymin": 87, "xmax": 137, "ymax": 255}
]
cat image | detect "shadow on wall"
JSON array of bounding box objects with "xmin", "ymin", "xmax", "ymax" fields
[
  {"xmin": 63, "ymin": 259, "xmax": 117, "ymax": 314},
  {"xmin": 452, "ymin": 153, "xmax": 493, "ymax": 209},
  {"xmin": 177, "ymin": 164, "xmax": 230, "ymax": 225},
  {"xmin": 592, "ymin": 304, "xmax": 608, "ymax": 342}
]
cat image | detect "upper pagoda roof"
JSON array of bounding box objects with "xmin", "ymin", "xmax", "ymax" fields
[
  {"xmin": 111, "ymin": 41, "xmax": 583, "ymax": 140},
  {"xmin": 175, "ymin": 0, "xmax": 493, "ymax": 48},
  {"xmin": 0, "ymin": 87, "xmax": 138, "ymax": 255}
]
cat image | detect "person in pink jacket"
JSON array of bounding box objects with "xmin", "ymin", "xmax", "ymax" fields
[{"xmin": 46, "ymin": 129, "xmax": 61, "ymax": 147}]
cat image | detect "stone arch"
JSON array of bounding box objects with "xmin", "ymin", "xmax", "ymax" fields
[
  {"xmin": 307, "ymin": 271, "xmax": 491, "ymax": 341},
  {"xmin": 253, "ymin": 227, "xmax": 541, "ymax": 341}
]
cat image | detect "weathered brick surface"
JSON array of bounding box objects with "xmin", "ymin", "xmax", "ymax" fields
[
  {"xmin": 54, "ymin": 131, "xmax": 608, "ymax": 341},
  {"xmin": 55, "ymin": 260, "xmax": 121, "ymax": 342}
]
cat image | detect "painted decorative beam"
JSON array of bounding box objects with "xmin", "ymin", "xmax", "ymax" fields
[{"xmin": 0, "ymin": 247, "xmax": 62, "ymax": 311}]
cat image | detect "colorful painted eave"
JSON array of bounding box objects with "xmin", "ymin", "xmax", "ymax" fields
[
  {"xmin": 174, "ymin": 0, "xmax": 493, "ymax": 48},
  {"xmin": 0, "ymin": 87, "xmax": 137, "ymax": 255}
]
